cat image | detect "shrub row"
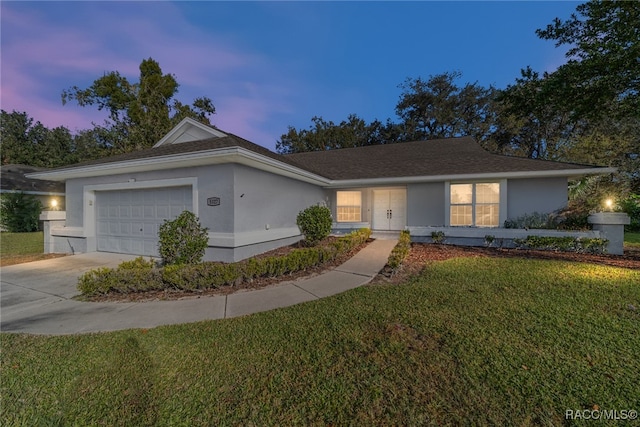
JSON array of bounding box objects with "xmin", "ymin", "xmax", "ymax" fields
[
  {"xmin": 387, "ymin": 230, "xmax": 411, "ymax": 272},
  {"xmin": 504, "ymin": 210, "xmax": 591, "ymax": 231},
  {"xmin": 78, "ymin": 229, "xmax": 371, "ymax": 296},
  {"xmin": 513, "ymin": 236, "xmax": 609, "ymax": 254}
]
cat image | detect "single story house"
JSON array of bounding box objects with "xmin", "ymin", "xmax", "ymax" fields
[
  {"xmin": 28, "ymin": 118, "xmax": 614, "ymax": 262},
  {"xmin": 1, "ymin": 164, "xmax": 66, "ymax": 211}
]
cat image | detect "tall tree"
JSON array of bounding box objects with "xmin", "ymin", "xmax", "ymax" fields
[
  {"xmin": 535, "ymin": 0, "xmax": 640, "ymax": 120},
  {"xmin": 395, "ymin": 71, "xmax": 498, "ymax": 148},
  {"xmin": 496, "ymin": 67, "xmax": 579, "ymax": 160},
  {"xmin": 62, "ymin": 58, "xmax": 216, "ymax": 153}
]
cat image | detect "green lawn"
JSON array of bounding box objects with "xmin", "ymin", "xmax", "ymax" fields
[
  {"xmin": 625, "ymin": 231, "xmax": 640, "ymax": 247},
  {"xmin": 0, "ymin": 231, "xmax": 43, "ymax": 256},
  {"xmin": 2, "ymin": 258, "xmax": 639, "ymax": 426}
]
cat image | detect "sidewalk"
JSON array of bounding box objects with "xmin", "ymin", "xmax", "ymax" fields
[{"xmin": 0, "ymin": 238, "xmax": 397, "ymax": 335}]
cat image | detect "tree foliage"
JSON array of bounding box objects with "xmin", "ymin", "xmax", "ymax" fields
[
  {"xmin": 535, "ymin": 0, "xmax": 639, "ymax": 120},
  {"xmin": 395, "ymin": 71, "xmax": 498, "ymax": 147},
  {"xmin": 1, "ymin": 110, "xmax": 110, "ymax": 167},
  {"xmin": 276, "ymin": 72, "xmax": 499, "ymax": 154},
  {"xmin": 277, "ymin": 115, "xmax": 393, "ymax": 154},
  {"xmin": 62, "ymin": 58, "xmax": 216, "ymax": 153},
  {"xmin": 0, "ymin": 192, "xmax": 42, "ymax": 232}
]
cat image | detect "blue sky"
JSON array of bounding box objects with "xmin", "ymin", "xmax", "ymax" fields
[{"xmin": 1, "ymin": 1, "xmax": 580, "ymax": 151}]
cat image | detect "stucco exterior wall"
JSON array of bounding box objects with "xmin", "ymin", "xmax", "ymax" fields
[
  {"xmin": 506, "ymin": 177, "xmax": 568, "ymax": 220},
  {"xmin": 406, "ymin": 182, "xmax": 445, "ymax": 227},
  {"xmin": 232, "ymin": 164, "xmax": 326, "ymax": 234}
]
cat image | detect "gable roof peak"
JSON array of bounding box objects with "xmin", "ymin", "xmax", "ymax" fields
[{"xmin": 153, "ymin": 117, "xmax": 227, "ymax": 148}]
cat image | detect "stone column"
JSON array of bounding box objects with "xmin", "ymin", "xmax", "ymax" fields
[
  {"xmin": 588, "ymin": 212, "xmax": 630, "ymax": 255},
  {"xmin": 40, "ymin": 211, "xmax": 66, "ymax": 253}
]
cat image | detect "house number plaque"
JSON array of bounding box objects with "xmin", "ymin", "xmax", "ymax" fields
[{"xmin": 207, "ymin": 197, "xmax": 221, "ymax": 206}]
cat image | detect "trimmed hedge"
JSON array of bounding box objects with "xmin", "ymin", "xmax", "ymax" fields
[
  {"xmin": 78, "ymin": 228, "xmax": 371, "ymax": 296},
  {"xmin": 387, "ymin": 230, "xmax": 411, "ymax": 272},
  {"xmin": 513, "ymin": 235, "xmax": 609, "ymax": 254}
]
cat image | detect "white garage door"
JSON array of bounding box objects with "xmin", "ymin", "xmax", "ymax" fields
[{"xmin": 96, "ymin": 186, "xmax": 193, "ymax": 256}]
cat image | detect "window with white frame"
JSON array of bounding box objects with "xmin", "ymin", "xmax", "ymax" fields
[
  {"xmin": 450, "ymin": 183, "xmax": 499, "ymax": 227},
  {"xmin": 336, "ymin": 191, "xmax": 362, "ymax": 222}
]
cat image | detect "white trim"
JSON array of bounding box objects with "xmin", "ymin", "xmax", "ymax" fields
[
  {"xmin": 327, "ymin": 168, "xmax": 616, "ymax": 188},
  {"xmin": 332, "ymin": 222, "xmax": 369, "ymax": 230},
  {"xmin": 208, "ymin": 227, "xmax": 301, "ymax": 248},
  {"xmin": 50, "ymin": 226, "xmax": 84, "ymax": 237},
  {"xmin": 27, "ymin": 147, "xmax": 331, "ymax": 186},
  {"xmin": 39, "ymin": 211, "xmax": 66, "ymax": 221},
  {"xmin": 153, "ymin": 118, "xmax": 227, "ymax": 147}
]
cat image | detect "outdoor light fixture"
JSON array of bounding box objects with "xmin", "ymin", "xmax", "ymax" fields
[
  {"xmin": 605, "ymin": 198, "xmax": 613, "ymax": 211},
  {"xmin": 50, "ymin": 198, "xmax": 58, "ymax": 209}
]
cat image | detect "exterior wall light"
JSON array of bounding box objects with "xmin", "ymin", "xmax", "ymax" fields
[{"xmin": 50, "ymin": 198, "xmax": 59, "ymax": 210}]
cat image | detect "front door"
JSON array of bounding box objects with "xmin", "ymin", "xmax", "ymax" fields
[{"xmin": 372, "ymin": 189, "xmax": 406, "ymax": 230}]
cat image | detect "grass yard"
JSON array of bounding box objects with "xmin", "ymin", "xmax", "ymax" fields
[
  {"xmin": 0, "ymin": 231, "xmax": 64, "ymax": 266},
  {"xmin": 0, "ymin": 232, "xmax": 43, "ymax": 256},
  {"xmin": 625, "ymin": 231, "xmax": 640, "ymax": 248},
  {"xmin": 2, "ymin": 257, "xmax": 639, "ymax": 426}
]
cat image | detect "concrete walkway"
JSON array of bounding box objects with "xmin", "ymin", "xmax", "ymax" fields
[{"xmin": 0, "ymin": 239, "xmax": 397, "ymax": 335}]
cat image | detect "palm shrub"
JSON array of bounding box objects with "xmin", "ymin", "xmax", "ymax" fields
[
  {"xmin": 0, "ymin": 192, "xmax": 42, "ymax": 232},
  {"xmin": 296, "ymin": 205, "xmax": 332, "ymax": 246},
  {"xmin": 158, "ymin": 211, "xmax": 209, "ymax": 265}
]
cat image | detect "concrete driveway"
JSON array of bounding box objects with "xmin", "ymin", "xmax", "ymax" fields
[
  {"xmin": 0, "ymin": 239, "xmax": 397, "ymax": 335},
  {"xmin": 1, "ymin": 253, "xmax": 142, "ymax": 334}
]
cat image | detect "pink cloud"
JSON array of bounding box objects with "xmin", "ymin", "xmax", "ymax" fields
[{"xmin": 1, "ymin": 2, "xmax": 302, "ymax": 147}]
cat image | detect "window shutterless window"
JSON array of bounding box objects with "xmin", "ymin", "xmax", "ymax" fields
[
  {"xmin": 450, "ymin": 183, "xmax": 499, "ymax": 227},
  {"xmin": 336, "ymin": 191, "xmax": 362, "ymax": 222}
]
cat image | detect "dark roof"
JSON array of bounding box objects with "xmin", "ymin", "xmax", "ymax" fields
[
  {"xmin": 47, "ymin": 134, "xmax": 307, "ymax": 172},
  {"xmin": 284, "ymin": 137, "xmax": 599, "ymax": 180},
  {"xmin": 0, "ymin": 164, "xmax": 65, "ymax": 194},
  {"xmin": 34, "ymin": 133, "xmax": 606, "ymax": 182}
]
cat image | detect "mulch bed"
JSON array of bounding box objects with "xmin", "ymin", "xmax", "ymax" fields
[
  {"xmin": 86, "ymin": 237, "xmax": 372, "ymax": 303},
  {"xmin": 373, "ymin": 243, "xmax": 640, "ymax": 286}
]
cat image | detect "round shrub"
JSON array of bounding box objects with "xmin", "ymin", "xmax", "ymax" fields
[
  {"xmin": 158, "ymin": 211, "xmax": 209, "ymax": 265},
  {"xmin": 296, "ymin": 205, "xmax": 332, "ymax": 246}
]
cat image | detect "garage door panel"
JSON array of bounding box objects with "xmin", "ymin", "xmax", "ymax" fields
[{"xmin": 96, "ymin": 186, "xmax": 192, "ymax": 256}]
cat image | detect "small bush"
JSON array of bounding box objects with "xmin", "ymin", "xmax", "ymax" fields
[
  {"xmin": 513, "ymin": 236, "xmax": 608, "ymax": 254},
  {"xmin": 0, "ymin": 192, "xmax": 42, "ymax": 232},
  {"xmin": 431, "ymin": 231, "xmax": 445, "ymax": 244},
  {"xmin": 504, "ymin": 209, "xmax": 592, "ymax": 231},
  {"xmin": 387, "ymin": 230, "xmax": 411, "ymax": 272},
  {"xmin": 296, "ymin": 205, "xmax": 332, "ymax": 246},
  {"xmin": 158, "ymin": 211, "xmax": 209, "ymax": 265},
  {"xmin": 504, "ymin": 212, "xmax": 558, "ymax": 230}
]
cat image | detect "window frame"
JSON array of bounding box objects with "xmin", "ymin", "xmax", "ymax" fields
[
  {"xmin": 336, "ymin": 190, "xmax": 362, "ymax": 222},
  {"xmin": 448, "ymin": 182, "xmax": 501, "ymax": 227}
]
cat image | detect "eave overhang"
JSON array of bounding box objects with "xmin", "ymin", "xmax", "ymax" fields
[
  {"xmin": 26, "ymin": 147, "xmax": 332, "ymax": 187},
  {"xmin": 324, "ymin": 167, "xmax": 617, "ymax": 188},
  {"xmin": 26, "ymin": 148, "xmax": 616, "ymax": 189}
]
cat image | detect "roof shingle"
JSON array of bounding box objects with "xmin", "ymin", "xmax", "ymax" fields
[{"xmin": 284, "ymin": 137, "xmax": 599, "ymax": 180}]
